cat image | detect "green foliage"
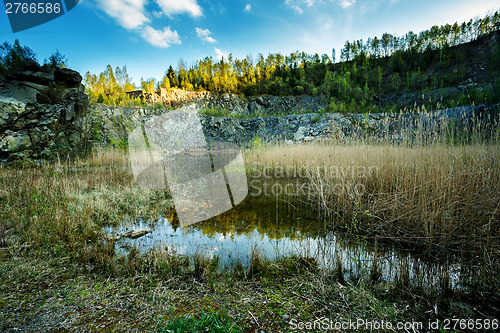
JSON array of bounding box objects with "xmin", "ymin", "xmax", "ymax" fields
[
  {"xmin": 84, "ymin": 65, "xmax": 137, "ymax": 106},
  {"xmin": 82, "ymin": 11, "xmax": 500, "ymax": 112},
  {"xmin": 96, "ymin": 93, "xmax": 104, "ymax": 104},
  {"xmin": 0, "ymin": 39, "xmax": 38, "ymax": 73},
  {"xmin": 199, "ymin": 106, "xmax": 229, "ymax": 117},
  {"xmin": 489, "ymin": 44, "xmax": 500, "ymax": 74},
  {"xmin": 250, "ymin": 135, "xmax": 262, "ymax": 148},
  {"xmin": 152, "ymin": 102, "xmax": 165, "ymax": 109},
  {"xmin": 158, "ymin": 312, "xmax": 241, "ymax": 333},
  {"xmin": 311, "ymin": 114, "xmax": 321, "ymax": 123},
  {"xmin": 112, "ymin": 137, "xmax": 128, "ymax": 151},
  {"xmin": 152, "ymin": 10, "xmax": 499, "ymax": 99},
  {"xmin": 44, "ymin": 49, "xmax": 67, "ymax": 68}
]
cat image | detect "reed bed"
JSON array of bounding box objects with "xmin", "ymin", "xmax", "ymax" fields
[
  {"xmin": 246, "ymin": 142, "xmax": 499, "ymax": 250},
  {"xmin": 244, "ymin": 111, "xmax": 499, "ymax": 293}
]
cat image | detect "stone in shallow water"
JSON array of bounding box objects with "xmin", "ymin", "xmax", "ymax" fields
[{"xmin": 122, "ymin": 228, "xmax": 152, "ymax": 239}]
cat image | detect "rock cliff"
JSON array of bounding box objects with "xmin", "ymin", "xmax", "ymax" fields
[
  {"xmin": 153, "ymin": 88, "xmax": 328, "ymax": 116},
  {"xmin": 0, "ymin": 64, "xmax": 90, "ymax": 161},
  {"xmin": 92, "ymin": 103, "xmax": 498, "ymax": 149}
]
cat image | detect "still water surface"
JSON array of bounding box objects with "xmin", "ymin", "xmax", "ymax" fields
[{"xmin": 106, "ymin": 178, "xmax": 474, "ymax": 293}]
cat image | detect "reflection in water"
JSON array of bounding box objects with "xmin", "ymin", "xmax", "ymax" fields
[
  {"xmin": 107, "ymin": 186, "xmax": 324, "ymax": 264},
  {"xmin": 106, "ymin": 178, "xmax": 478, "ymax": 294}
]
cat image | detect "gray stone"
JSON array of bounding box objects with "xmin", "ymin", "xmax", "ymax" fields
[
  {"xmin": 1, "ymin": 132, "xmax": 30, "ymax": 152},
  {"xmin": 90, "ymin": 102, "xmax": 498, "ymax": 150},
  {"xmin": 0, "ymin": 68, "xmax": 90, "ymax": 161},
  {"xmin": 7, "ymin": 71, "xmax": 54, "ymax": 85},
  {"xmin": 294, "ymin": 126, "xmax": 307, "ymax": 141},
  {"xmin": 65, "ymin": 105, "xmax": 76, "ymax": 121},
  {"xmin": 122, "ymin": 228, "xmax": 152, "ymax": 239},
  {"xmin": 54, "ymin": 68, "xmax": 82, "ymax": 88}
]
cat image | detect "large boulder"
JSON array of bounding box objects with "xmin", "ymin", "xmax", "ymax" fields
[
  {"xmin": 54, "ymin": 67, "xmax": 82, "ymax": 88},
  {"xmin": 0, "ymin": 65, "xmax": 91, "ymax": 161}
]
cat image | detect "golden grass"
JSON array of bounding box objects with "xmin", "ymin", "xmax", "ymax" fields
[
  {"xmin": 245, "ymin": 138, "xmax": 499, "ymax": 293},
  {"xmin": 245, "ymin": 142, "xmax": 499, "ymax": 252},
  {"xmin": 1, "ymin": 140, "xmax": 495, "ymax": 263},
  {"xmin": 0, "ymin": 118, "xmax": 497, "ymax": 292},
  {"xmin": 0, "ymin": 149, "xmax": 173, "ymax": 275}
]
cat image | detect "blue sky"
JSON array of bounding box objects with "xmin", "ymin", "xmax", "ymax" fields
[{"xmin": 1, "ymin": 0, "xmax": 499, "ymax": 86}]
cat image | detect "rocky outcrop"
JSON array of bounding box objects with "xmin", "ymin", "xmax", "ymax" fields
[
  {"xmin": 153, "ymin": 88, "xmax": 328, "ymax": 116},
  {"xmin": 0, "ymin": 65, "xmax": 90, "ymax": 161},
  {"xmin": 200, "ymin": 104, "xmax": 498, "ymax": 145},
  {"xmin": 92, "ymin": 103, "xmax": 498, "ymax": 149}
]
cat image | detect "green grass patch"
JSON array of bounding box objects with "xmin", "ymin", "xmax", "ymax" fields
[{"xmin": 157, "ymin": 312, "xmax": 242, "ymax": 333}]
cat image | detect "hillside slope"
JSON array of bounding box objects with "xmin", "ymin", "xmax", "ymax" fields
[{"xmin": 122, "ymin": 31, "xmax": 500, "ymax": 115}]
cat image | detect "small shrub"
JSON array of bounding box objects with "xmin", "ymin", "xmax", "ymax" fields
[
  {"xmin": 250, "ymin": 135, "xmax": 262, "ymax": 148},
  {"xmin": 97, "ymin": 93, "xmax": 104, "ymax": 104},
  {"xmin": 199, "ymin": 106, "xmax": 228, "ymax": 117}
]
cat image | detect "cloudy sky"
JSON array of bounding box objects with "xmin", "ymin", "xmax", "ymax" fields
[{"xmin": 1, "ymin": 0, "xmax": 498, "ymax": 85}]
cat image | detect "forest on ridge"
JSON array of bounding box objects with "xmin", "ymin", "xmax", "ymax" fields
[{"xmin": 83, "ymin": 11, "xmax": 500, "ymax": 113}]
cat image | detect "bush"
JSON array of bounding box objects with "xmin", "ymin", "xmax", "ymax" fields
[
  {"xmin": 97, "ymin": 93, "xmax": 104, "ymax": 104},
  {"xmin": 0, "ymin": 39, "xmax": 38, "ymax": 73},
  {"xmin": 293, "ymin": 86, "xmax": 304, "ymax": 95},
  {"xmin": 199, "ymin": 106, "xmax": 228, "ymax": 117},
  {"xmin": 250, "ymin": 135, "xmax": 262, "ymax": 148},
  {"xmin": 44, "ymin": 50, "xmax": 67, "ymax": 68}
]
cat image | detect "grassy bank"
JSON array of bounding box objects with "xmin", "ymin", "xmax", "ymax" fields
[
  {"xmin": 2, "ymin": 249, "xmax": 434, "ymax": 332},
  {"xmin": 1, "ymin": 140, "xmax": 499, "ymax": 331}
]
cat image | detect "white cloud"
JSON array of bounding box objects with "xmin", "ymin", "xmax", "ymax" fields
[
  {"xmin": 284, "ymin": 0, "xmax": 314, "ymax": 13},
  {"xmin": 214, "ymin": 48, "xmax": 228, "ymax": 61},
  {"xmin": 305, "ymin": 0, "xmax": 316, "ymax": 7},
  {"xmin": 141, "ymin": 26, "xmax": 181, "ymax": 48},
  {"xmin": 291, "ymin": 5, "xmax": 304, "ymax": 14},
  {"xmin": 152, "ymin": 10, "xmax": 164, "ymax": 18},
  {"xmin": 340, "ymin": 0, "xmax": 356, "ymax": 8},
  {"xmin": 244, "ymin": 4, "xmax": 251, "ymax": 12},
  {"xmin": 97, "ymin": 0, "xmax": 149, "ymax": 29},
  {"xmin": 284, "ymin": 0, "xmax": 356, "ymax": 11},
  {"xmin": 93, "ymin": 0, "xmax": 207, "ymax": 48},
  {"xmin": 196, "ymin": 28, "xmax": 217, "ymax": 43},
  {"xmin": 155, "ymin": 0, "xmax": 203, "ymax": 17},
  {"xmin": 286, "ymin": 0, "xmax": 319, "ymax": 7}
]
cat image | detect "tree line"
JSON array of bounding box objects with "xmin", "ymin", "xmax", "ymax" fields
[
  {"xmin": 0, "ymin": 40, "xmax": 67, "ymax": 73},
  {"xmin": 4, "ymin": 10, "xmax": 496, "ymax": 113},
  {"xmin": 159, "ymin": 10, "xmax": 499, "ymax": 95},
  {"xmin": 83, "ymin": 10, "xmax": 500, "ymax": 112}
]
